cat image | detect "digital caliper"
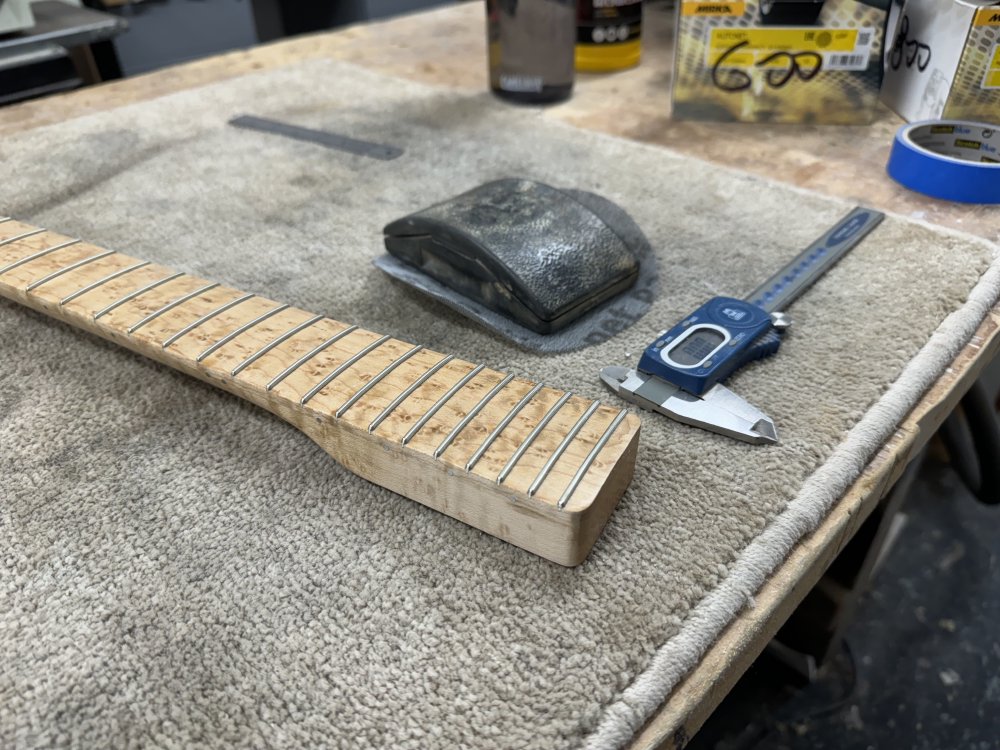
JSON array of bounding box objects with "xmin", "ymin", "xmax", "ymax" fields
[{"xmin": 601, "ymin": 206, "xmax": 885, "ymax": 444}]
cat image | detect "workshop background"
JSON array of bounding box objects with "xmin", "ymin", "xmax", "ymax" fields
[
  {"xmin": 2, "ymin": 1, "xmax": 999, "ymax": 749},
  {"xmin": 0, "ymin": 0, "xmax": 454, "ymax": 99}
]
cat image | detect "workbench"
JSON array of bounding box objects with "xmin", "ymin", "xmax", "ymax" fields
[{"xmin": 3, "ymin": 2, "xmax": 997, "ymax": 747}]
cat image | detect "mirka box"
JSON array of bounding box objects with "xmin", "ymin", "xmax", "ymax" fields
[
  {"xmin": 672, "ymin": 1, "xmax": 891, "ymax": 124},
  {"xmin": 881, "ymin": 0, "xmax": 1000, "ymax": 122}
]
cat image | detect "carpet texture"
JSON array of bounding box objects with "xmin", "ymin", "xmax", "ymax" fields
[{"xmin": 1, "ymin": 61, "xmax": 997, "ymax": 750}]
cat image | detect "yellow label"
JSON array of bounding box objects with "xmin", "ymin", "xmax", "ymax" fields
[
  {"xmin": 681, "ymin": 1, "xmax": 745, "ymax": 16},
  {"xmin": 955, "ymin": 139, "xmax": 983, "ymax": 150},
  {"xmin": 987, "ymin": 45, "xmax": 1000, "ymax": 89},
  {"xmin": 709, "ymin": 28, "xmax": 859, "ymax": 54},
  {"xmin": 707, "ymin": 27, "xmax": 860, "ymax": 68},
  {"xmin": 713, "ymin": 49, "xmax": 756, "ymax": 67},
  {"xmin": 974, "ymin": 9, "xmax": 1000, "ymax": 26}
]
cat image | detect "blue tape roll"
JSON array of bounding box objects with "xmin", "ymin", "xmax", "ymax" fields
[{"xmin": 886, "ymin": 120, "xmax": 1000, "ymax": 205}]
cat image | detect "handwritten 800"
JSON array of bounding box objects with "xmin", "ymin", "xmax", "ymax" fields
[
  {"xmin": 712, "ymin": 40, "xmax": 823, "ymax": 92},
  {"xmin": 889, "ymin": 15, "xmax": 931, "ymax": 72}
]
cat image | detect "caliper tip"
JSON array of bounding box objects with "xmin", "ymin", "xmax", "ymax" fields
[
  {"xmin": 749, "ymin": 418, "xmax": 779, "ymax": 445},
  {"xmin": 600, "ymin": 366, "xmax": 631, "ymax": 395}
]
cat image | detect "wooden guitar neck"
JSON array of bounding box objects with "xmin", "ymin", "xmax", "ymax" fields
[{"xmin": 0, "ymin": 219, "xmax": 640, "ymax": 565}]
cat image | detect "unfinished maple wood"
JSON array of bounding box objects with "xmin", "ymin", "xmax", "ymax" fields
[{"xmin": 0, "ymin": 220, "xmax": 641, "ymax": 567}]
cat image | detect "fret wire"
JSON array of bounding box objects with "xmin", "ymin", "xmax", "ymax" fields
[
  {"xmin": 464, "ymin": 382, "xmax": 544, "ymax": 473},
  {"xmin": 0, "ymin": 217, "xmax": 12, "ymax": 224},
  {"xmin": 557, "ymin": 409, "xmax": 629, "ymax": 509},
  {"xmin": 60, "ymin": 261, "xmax": 151, "ymax": 305},
  {"xmin": 25, "ymin": 250, "xmax": 116, "ymax": 292},
  {"xmin": 368, "ymin": 354, "xmax": 455, "ymax": 434},
  {"xmin": 335, "ymin": 344, "xmax": 423, "ymax": 419},
  {"xmin": 93, "ymin": 272, "xmax": 185, "ymax": 320},
  {"xmin": 434, "ymin": 373, "xmax": 515, "ymax": 459},
  {"xmin": 127, "ymin": 282, "xmax": 221, "ymax": 334},
  {"xmin": 527, "ymin": 400, "xmax": 601, "ymax": 497},
  {"xmin": 401, "ymin": 364, "xmax": 486, "ymax": 446},
  {"xmin": 195, "ymin": 303, "xmax": 290, "ymax": 363},
  {"xmin": 300, "ymin": 334, "xmax": 392, "ymax": 406},
  {"xmin": 231, "ymin": 314, "xmax": 324, "ymax": 377},
  {"xmin": 0, "ymin": 238, "xmax": 79, "ymax": 276},
  {"xmin": 496, "ymin": 391, "xmax": 573, "ymax": 486},
  {"xmin": 265, "ymin": 325, "xmax": 358, "ymax": 391},
  {"xmin": 162, "ymin": 293, "xmax": 255, "ymax": 348},
  {"xmin": 0, "ymin": 228, "xmax": 46, "ymax": 250}
]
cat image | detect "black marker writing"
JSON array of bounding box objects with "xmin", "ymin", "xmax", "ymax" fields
[
  {"xmin": 889, "ymin": 16, "xmax": 931, "ymax": 72},
  {"xmin": 712, "ymin": 40, "xmax": 823, "ymax": 93}
]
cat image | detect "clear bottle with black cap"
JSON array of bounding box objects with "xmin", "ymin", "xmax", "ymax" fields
[{"xmin": 487, "ymin": 0, "xmax": 577, "ymax": 104}]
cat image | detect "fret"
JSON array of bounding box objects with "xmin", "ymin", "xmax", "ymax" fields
[
  {"xmin": 25, "ymin": 250, "xmax": 117, "ymax": 292},
  {"xmin": 195, "ymin": 303, "xmax": 290, "ymax": 363},
  {"xmin": 162, "ymin": 293, "xmax": 255, "ymax": 348},
  {"xmin": 368, "ymin": 354, "xmax": 455, "ymax": 433},
  {"xmin": 61, "ymin": 261, "xmax": 151, "ymax": 305},
  {"xmin": 0, "ymin": 239, "xmax": 79, "ymax": 276},
  {"xmin": 0, "ymin": 217, "xmax": 12, "ymax": 224},
  {"xmin": 493, "ymin": 395, "xmax": 610, "ymax": 496},
  {"xmin": 336, "ymin": 344, "xmax": 424, "ymax": 419},
  {"xmin": 558, "ymin": 409, "xmax": 630, "ymax": 509},
  {"xmin": 465, "ymin": 382, "xmax": 545, "ymax": 472},
  {"xmin": 0, "ymin": 228, "xmax": 47, "ymax": 249},
  {"xmin": 496, "ymin": 392, "xmax": 573, "ymax": 486},
  {"xmin": 266, "ymin": 325, "xmax": 358, "ymax": 391},
  {"xmin": 527, "ymin": 400, "xmax": 601, "ymax": 497},
  {"xmin": 127, "ymin": 282, "xmax": 221, "ymax": 334},
  {"xmin": 93, "ymin": 272, "xmax": 186, "ymax": 320},
  {"xmin": 434, "ymin": 373, "xmax": 515, "ymax": 459},
  {"xmin": 300, "ymin": 334, "xmax": 392, "ymax": 406},
  {"xmin": 231, "ymin": 314, "xmax": 324, "ymax": 377},
  {"xmin": 0, "ymin": 218, "xmax": 642, "ymax": 566},
  {"xmin": 401, "ymin": 364, "xmax": 486, "ymax": 446}
]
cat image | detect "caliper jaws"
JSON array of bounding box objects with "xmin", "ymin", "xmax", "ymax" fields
[{"xmin": 600, "ymin": 366, "xmax": 779, "ymax": 445}]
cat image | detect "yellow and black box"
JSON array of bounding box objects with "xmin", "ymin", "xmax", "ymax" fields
[{"xmin": 672, "ymin": 1, "xmax": 891, "ymax": 124}]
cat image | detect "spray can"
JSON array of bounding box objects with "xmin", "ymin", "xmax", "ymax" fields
[
  {"xmin": 575, "ymin": 0, "xmax": 643, "ymax": 72},
  {"xmin": 487, "ymin": 0, "xmax": 577, "ymax": 104}
]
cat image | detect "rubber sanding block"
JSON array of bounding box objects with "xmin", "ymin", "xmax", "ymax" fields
[{"xmin": 382, "ymin": 179, "xmax": 641, "ymax": 335}]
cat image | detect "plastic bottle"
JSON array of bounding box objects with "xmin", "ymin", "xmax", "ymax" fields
[
  {"xmin": 487, "ymin": 0, "xmax": 577, "ymax": 104},
  {"xmin": 575, "ymin": 0, "xmax": 643, "ymax": 72}
]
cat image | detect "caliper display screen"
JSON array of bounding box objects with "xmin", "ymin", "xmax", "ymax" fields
[{"xmin": 670, "ymin": 328, "xmax": 725, "ymax": 366}]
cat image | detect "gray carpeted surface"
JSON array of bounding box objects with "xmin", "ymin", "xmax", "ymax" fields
[{"xmin": 1, "ymin": 61, "xmax": 997, "ymax": 749}]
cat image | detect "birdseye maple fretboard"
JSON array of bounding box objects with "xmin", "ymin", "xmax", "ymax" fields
[{"xmin": 0, "ymin": 219, "xmax": 640, "ymax": 565}]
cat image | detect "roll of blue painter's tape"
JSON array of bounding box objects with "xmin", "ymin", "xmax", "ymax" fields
[{"xmin": 886, "ymin": 121, "xmax": 1000, "ymax": 205}]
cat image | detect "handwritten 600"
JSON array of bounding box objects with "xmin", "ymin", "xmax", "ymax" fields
[{"xmin": 712, "ymin": 40, "xmax": 823, "ymax": 92}]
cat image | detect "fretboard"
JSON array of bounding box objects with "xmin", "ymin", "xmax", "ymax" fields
[{"xmin": 0, "ymin": 219, "xmax": 640, "ymax": 565}]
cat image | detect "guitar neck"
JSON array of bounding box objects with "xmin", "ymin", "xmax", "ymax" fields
[{"xmin": 0, "ymin": 218, "xmax": 640, "ymax": 565}]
